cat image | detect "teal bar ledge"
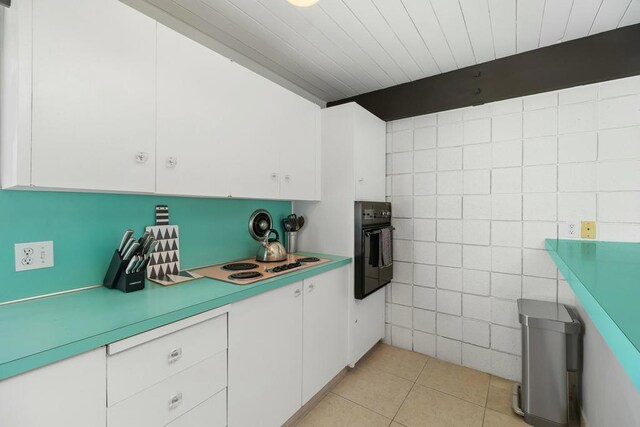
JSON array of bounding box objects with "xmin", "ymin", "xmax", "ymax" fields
[
  {"xmin": 0, "ymin": 253, "xmax": 351, "ymax": 381},
  {"xmin": 545, "ymin": 239, "xmax": 640, "ymax": 391}
]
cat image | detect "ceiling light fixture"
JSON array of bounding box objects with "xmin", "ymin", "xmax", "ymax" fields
[{"xmin": 287, "ymin": 0, "xmax": 320, "ymax": 7}]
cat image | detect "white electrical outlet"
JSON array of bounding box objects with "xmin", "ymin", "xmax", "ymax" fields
[
  {"xmin": 562, "ymin": 222, "xmax": 580, "ymax": 239},
  {"xmin": 15, "ymin": 241, "xmax": 54, "ymax": 272}
]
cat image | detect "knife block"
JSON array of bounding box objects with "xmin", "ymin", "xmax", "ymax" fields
[{"xmin": 103, "ymin": 250, "xmax": 145, "ymax": 293}]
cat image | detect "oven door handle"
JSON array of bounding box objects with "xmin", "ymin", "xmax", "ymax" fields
[{"xmin": 364, "ymin": 226, "xmax": 395, "ymax": 238}]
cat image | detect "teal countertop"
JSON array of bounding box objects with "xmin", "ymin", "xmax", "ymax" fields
[
  {"xmin": 0, "ymin": 253, "xmax": 350, "ymax": 380},
  {"xmin": 545, "ymin": 239, "xmax": 640, "ymax": 390}
]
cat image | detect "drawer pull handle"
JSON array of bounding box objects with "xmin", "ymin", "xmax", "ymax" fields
[
  {"xmin": 168, "ymin": 348, "xmax": 183, "ymax": 364},
  {"xmin": 169, "ymin": 392, "xmax": 183, "ymax": 410}
]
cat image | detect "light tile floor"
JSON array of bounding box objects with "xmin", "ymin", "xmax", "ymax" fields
[{"xmin": 296, "ymin": 343, "xmax": 527, "ymax": 427}]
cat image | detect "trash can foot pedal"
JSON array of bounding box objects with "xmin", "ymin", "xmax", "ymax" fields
[{"xmin": 512, "ymin": 383, "xmax": 525, "ymax": 417}]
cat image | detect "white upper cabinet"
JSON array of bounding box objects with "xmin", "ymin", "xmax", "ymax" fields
[
  {"xmin": 275, "ymin": 86, "xmax": 320, "ymax": 201},
  {"xmin": 353, "ymin": 105, "xmax": 386, "ymax": 202},
  {"xmin": 1, "ymin": 0, "xmax": 320, "ymax": 200},
  {"xmin": 30, "ymin": 0, "xmax": 156, "ymax": 192},
  {"xmin": 316, "ymin": 102, "xmax": 385, "ymax": 203},
  {"xmin": 156, "ymin": 24, "xmax": 281, "ymax": 199},
  {"xmin": 156, "ymin": 24, "xmax": 320, "ymax": 200}
]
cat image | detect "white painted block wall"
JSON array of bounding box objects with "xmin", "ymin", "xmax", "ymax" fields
[{"xmin": 384, "ymin": 75, "xmax": 640, "ymax": 382}]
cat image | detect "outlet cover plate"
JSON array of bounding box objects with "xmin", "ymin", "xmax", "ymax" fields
[
  {"xmin": 562, "ymin": 222, "xmax": 580, "ymax": 239},
  {"xmin": 581, "ymin": 221, "xmax": 596, "ymax": 239},
  {"xmin": 15, "ymin": 241, "xmax": 54, "ymax": 272}
]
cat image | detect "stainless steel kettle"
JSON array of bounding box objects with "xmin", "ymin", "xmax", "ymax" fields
[{"xmin": 256, "ymin": 229, "xmax": 287, "ymax": 262}]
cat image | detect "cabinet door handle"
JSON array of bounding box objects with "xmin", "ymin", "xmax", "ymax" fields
[
  {"xmin": 308, "ymin": 283, "xmax": 315, "ymax": 292},
  {"xmin": 294, "ymin": 288, "xmax": 302, "ymax": 297},
  {"xmin": 168, "ymin": 392, "xmax": 183, "ymax": 410},
  {"xmin": 166, "ymin": 157, "xmax": 178, "ymax": 168},
  {"xmin": 270, "ymin": 173, "xmax": 279, "ymax": 180},
  {"xmin": 358, "ymin": 178, "xmax": 365, "ymax": 183},
  {"xmin": 168, "ymin": 347, "xmax": 182, "ymax": 364},
  {"xmin": 284, "ymin": 174, "xmax": 292, "ymax": 183},
  {"xmin": 135, "ymin": 152, "xmax": 149, "ymax": 164}
]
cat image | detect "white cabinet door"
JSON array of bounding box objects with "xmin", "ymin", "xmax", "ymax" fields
[
  {"xmin": 302, "ymin": 266, "xmax": 349, "ymax": 403},
  {"xmin": 30, "ymin": 0, "xmax": 156, "ymax": 192},
  {"xmin": 277, "ymin": 95, "xmax": 320, "ymax": 201},
  {"xmin": 156, "ymin": 25, "xmax": 279, "ymax": 199},
  {"xmin": 157, "ymin": 23, "xmax": 320, "ymax": 200},
  {"xmin": 353, "ymin": 106, "xmax": 386, "ymax": 202},
  {"xmin": 228, "ymin": 282, "xmax": 303, "ymax": 427},
  {"xmin": 0, "ymin": 348, "xmax": 106, "ymax": 427}
]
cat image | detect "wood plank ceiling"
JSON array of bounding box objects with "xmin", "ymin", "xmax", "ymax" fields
[{"xmin": 145, "ymin": 0, "xmax": 640, "ymax": 104}]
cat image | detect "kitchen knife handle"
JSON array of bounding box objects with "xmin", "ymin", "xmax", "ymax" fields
[
  {"xmin": 123, "ymin": 242, "xmax": 140, "ymax": 260},
  {"xmin": 147, "ymin": 241, "xmax": 158, "ymax": 254},
  {"xmin": 125, "ymin": 256, "xmax": 138, "ymax": 274},
  {"xmin": 137, "ymin": 257, "xmax": 150, "ymax": 273},
  {"xmin": 142, "ymin": 236, "xmax": 155, "ymax": 254},
  {"xmin": 120, "ymin": 237, "xmax": 135, "ymax": 257},
  {"xmin": 118, "ymin": 229, "xmax": 134, "ymax": 254}
]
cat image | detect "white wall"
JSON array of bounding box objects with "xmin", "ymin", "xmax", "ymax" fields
[{"xmin": 383, "ymin": 75, "xmax": 640, "ymax": 382}]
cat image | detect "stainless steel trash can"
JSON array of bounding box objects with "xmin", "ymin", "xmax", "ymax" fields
[{"xmin": 516, "ymin": 299, "xmax": 582, "ymax": 427}]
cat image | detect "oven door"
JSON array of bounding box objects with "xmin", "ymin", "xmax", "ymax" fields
[{"xmin": 359, "ymin": 226, "xmax": 393, "ymax": 299}]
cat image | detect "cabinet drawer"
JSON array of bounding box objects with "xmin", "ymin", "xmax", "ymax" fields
[
  {"xmin": 108, "ymin": 351, "xmax": 227, "ymax": 427},
  {"xmin": 166, "ymin": 388, "xmax": 226, "ymax": 427},
  {"xmin": 108, "ymin": 312, "xmax": 227, "ymax": 405}
]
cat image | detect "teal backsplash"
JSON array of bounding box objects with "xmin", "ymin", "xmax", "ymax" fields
[{"xmin": 0, "ymin": 190, "xmax": 291, "ymax": 302}]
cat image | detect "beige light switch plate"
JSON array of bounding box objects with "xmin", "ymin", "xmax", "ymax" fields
[{"xmin": 581, "ymin": 221, "xmax": 596, "ymax": 239}]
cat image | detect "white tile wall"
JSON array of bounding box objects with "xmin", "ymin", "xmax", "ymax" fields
[
  {"xmin": 559, "ymin": 132, "xmax": 598, "ymax": 163},
  {"xmin": 523, "ymin": 136, "xmax": 557, "ymax": 165},
  {"xmin": 462, "ymin": 245, "xmax": 491, "ymax": 271},
  {"xmin": 462, "ymin": 269, "xmax": 490, "ymax": 296},
  {"xmin": 384, "ymin": 76, "xmax": 640, "ymax": 382}
]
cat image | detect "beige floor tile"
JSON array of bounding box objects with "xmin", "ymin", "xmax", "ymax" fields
[
  {"xmin": 487, "ymin": 376, "xmax": 516, "ymax": 415},
  {"xmin": 483, "ymin": 409, "xmax": 528, "ymax": 427},
  {"xmin": 296, "ymin": 393, "xmax": 391, "ymax": 427},
  {"xmin": 390, "ymin": 423, "xmax": 406, "ymax": 427},
  {"xmin": 416, "ymin": 358, "xmax": 490, "ymax": 406},
  {"xmin": 358, "ymin": 343, "xmax": 430, "ymax": 381},
  {"xmin": 395, "ymin": 384, "xmax": 484, "ymax": 427},
  {"xmin": 332, "ymin": 366, "xmax": 413, "ymax": 419},
  {"xmin": 490, "ymin": 375, "xmax": 513, "ymax": 391}
]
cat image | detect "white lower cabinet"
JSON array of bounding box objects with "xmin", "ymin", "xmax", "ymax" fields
[
  {"xmin": 107, "ymin": 352, "xmax": 227, "ymax": 427},
  {"xmin": 302, "ymin": 266, "xmax": 349, "ymax": 403},
  {"xmin": 228, "ymin": 265, "xmax": 349, "ymax": 426},
  {"xmin": 0, "ymin": 267, "xmax": 348, "ymax": 427},
  {"xmin": 106, "ymin": 309, "xmax": 229, "ymax": 427},
  {"xmin": 167, "ymin": 389, "xmax": 227, "ymax": 427},
  {"xmin": 228, "ymin": 281, "xmax": 304, "ymax": 427},
  {"xmin": 0, "ymin": 348, "xmax": 106, "ymax": 427},
  {"xmin": 106, "ymin": 312, "xmax": 227, "ymax": 405}
]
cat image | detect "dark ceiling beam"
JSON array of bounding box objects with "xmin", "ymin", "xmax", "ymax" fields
[{"xmin": 327, "ymin": 24, "xmax": 640, "ymax": 121}]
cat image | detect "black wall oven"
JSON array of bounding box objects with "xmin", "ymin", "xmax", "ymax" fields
[{"xmin": 354, "ymin": 201, "xmax": 393, "ymax": 299}]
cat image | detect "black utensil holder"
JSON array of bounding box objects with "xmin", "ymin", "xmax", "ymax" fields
[{"xmin": 103, "ymin": 250, "xmax": 145, "ymax": 293}]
